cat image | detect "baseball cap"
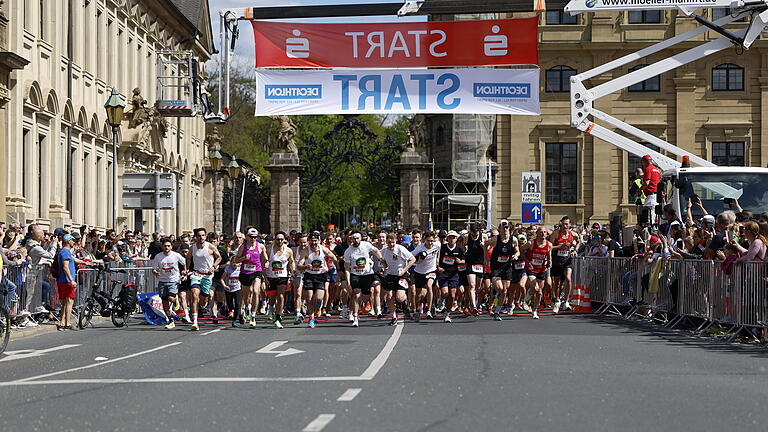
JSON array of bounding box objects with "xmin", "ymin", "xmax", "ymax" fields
[
  {"xmin": 402, "ymin": 234, "xmax": 412, "ymax": 245},
  {"xmin": 447, "ymin": 230, "xmax": 459, "ymax": 238},
  {"xmin": 71, "ymin": 232, "xmax": 82, "ymax": 240},
  {"xmin": 649, "ymin": 235, "xmax": 661, "ymax": 244},
  {"xmin": 591, "ymin": 222, "xmax": 602, "ymax": 230},
  {"xmin": 438, "ymin": 230, "xmax": 448, "ymax": 238},
  {"xmin": 62, "ymin": 234, "xmax": 74, "ymax": 242},
  {"xmin": 642, "ymin": 155, "xmax": 653, "ymax": 161},
  {"xmin": 53, "ymin": 227, "xmax": 65, "ymax": 236},
  {"xmin": 701, "ymin": 215, "xmax": 716, "ymax": 225},
  {"xmin": 517, "ymin": 234, "xmax": 527, "ymax": 243},
  {"xmin": 499, "ymin": 219, "xmax": 510, "ymax": 228},
  {"xmin": 247, "ymin": 228, "xmax": 258, "ymax": 237}
]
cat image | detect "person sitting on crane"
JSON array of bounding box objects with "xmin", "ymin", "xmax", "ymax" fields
[{"xmin": 640, "ymin": 155, "xmax": 661, "ymax": 226}]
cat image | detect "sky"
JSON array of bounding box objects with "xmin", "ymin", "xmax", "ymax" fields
[{"xmin": 206, "ymin": 0, "xmax": 425, "ymax": 67}]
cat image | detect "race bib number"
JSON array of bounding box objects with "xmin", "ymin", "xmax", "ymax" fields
[
  {"xmin": 271, "ymin": 261, "xmax": 287, "ymax": 277},
  {"xmin": 514, "ymin": 262, "xmax": 526, "ymax": 270},
  {"xmin": 227, "ymin": 277, "xmax": 241, "ymax": 291},
  {"xmin": 398, "ymin": 278, "xmax": 409, "ymax": 289},
  {"xmin": 308, "ymin": 259, "xmax": 324, "ymax": 274},
  {"xmin": 458, "ymin": 264, "xmax": 467, "ymax": 272},
  {"xmin": 471, "ymin": 264, "xmax": 484, "ymax": 273},
  {"xmin": 352, "ymin": 257, "xmax": 368, "ymax": 275},
  {"xmin": 442, "ymin": 256, "xmax": 456, "ymax": 265},
  {"xmin": 162, "ymin": 264, "xmax": 174, "ymax": 274},
  {"xmin": 243, "ymin": 263, "xmax": 257, "ymax": 272},
  {"xmin": 557, "ymin": 250, "xmax": 570, "ymax": 257},
  {"xmin": 531, "ymin": 259, "xmax": 544, "ymax": 266},
  {"xmin": 497, "ymin": 255, "xmax": 509, "ymax": 263}
]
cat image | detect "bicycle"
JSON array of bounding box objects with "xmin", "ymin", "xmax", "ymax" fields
[
  {"xmin": 78, "ymin": 267, "xmax": 137, "ymax": 329},
  {"xmin": 1, "ymin": 289, "xmax": 10, "ymax": 354}
]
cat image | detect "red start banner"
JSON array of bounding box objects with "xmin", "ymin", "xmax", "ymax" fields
[{"xmin": 251, "ymin": 18, "xmax": 538, "ymax": 68}]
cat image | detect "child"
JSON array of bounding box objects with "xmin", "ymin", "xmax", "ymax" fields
[{"xmin": 720, "ymin": 243, "xmax": 740, "ymax": 276}]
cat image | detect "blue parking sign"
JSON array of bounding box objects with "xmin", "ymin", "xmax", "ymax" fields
[{"xmin": 521, "ymin": 203, "xmax": 542, "ymax": 224}]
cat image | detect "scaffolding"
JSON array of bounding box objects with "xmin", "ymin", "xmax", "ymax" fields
[{"xmin": 154, "ymin": 50, "xmax": 201, "ymax": 117}]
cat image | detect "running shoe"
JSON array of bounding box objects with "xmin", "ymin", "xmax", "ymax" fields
[
  {"xmin": 294, "ymin": 314, "xmax": 303, "ymax": 325},
  {"xmin": 414, "ymin": 311, "xmax": 421, "ymax": 322},
  {"xmin": 190, "ymin": 324, "xmax": 199, "ymax": 331},
  {"xmin": 435, "ymin": 299, "xmax": 445, "ymax": 313},
  {"xmin": 450, "ymin": 303, "xmax": 459, "ymax": 312},
  {"xmin": 352, "ymin": 316, "xmax": 359, "ymax": 327},
  {"xmin": 165, "ymin": 321, "xmax": 176, "ymax": 329},
  {"xmin": 532, "ymin": 311, "xmax": 540, "ymax": 319},
  {"xmin": 553, "ymin": 300, "xmax": 561, "ymax": 314},
  {"xmin": 563, "ymin": 301, "xmax": 573, "ymax": 311},
  {"xmin": 231, "ymin": 321, "xmax": 239, "ymax": 328},
  {"xmin": 245, "ymin": 309, "xmax": 253, "ymax": 321},
  {"xmin": 275, "ymin": 319, "xmax": 284, "ymax": 329},
  {"xmin": 183, "ymin": 313, "xmax": 192, "ymax": 324},
  {"xmin": 259, "ymin": 302, "xmax": 267, "ymax": 315},
  {"xmin": 522, "ymin": 302, "xmax": 532, "ymax": 312},
  {"xmin": 493, "ymin": 313, "xmax": 502, "ymax": 321},
  {"xmin": 308, "ymin": 318, "xmax": 316, "ymax": 328},
  {"xmin": 444, "ymin": 314, "xmax": 452, "ymax": 323},
  {"xmin": 500, "ymin": 306, "xmax": 509, "ymax": 314},
  {"xmin": 426, "ymin": 310, "xmax": 433, "ymax": 319},
  {"xmin": 507, "ymin": 305, "xmax": 515, "ymax": 315},
  {"xmin": 389, "ymin": 316, "xmax": 398, "ymax": 326},
  {"xmin": 470, "ymin": 307, "xmax": 479, "ymax": 316},
  {"xmin": 249, "ymin": 319, "xmax": 257, "ymax": 328}
]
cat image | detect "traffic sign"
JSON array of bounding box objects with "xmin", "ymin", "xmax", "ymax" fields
[
  {"xmin": 522, "ymin": 202, "xmax": 542, "ymax": 224},
  {"xmin": 122, "ymin": 172, "xmax": 176, "ymax": 191},
  {"xmin": 123, "ymin": 191, "xmax": 175, "ymax": 210},
  {"xmin": 350, "ymin": 216, "xmax": 360, "ymax": 225}
]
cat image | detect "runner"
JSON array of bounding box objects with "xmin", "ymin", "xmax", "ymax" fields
[
  {"xmin": 265, "ymin": 231, "xmax": 295, "ymax": 329},
  {"xmin": 549, "ymin": 216, "xmax": 578, "ymax": 313},
  {"xmin": 177, "ymin": 243, "xmax": 192, "ymax": 323},
  {"xmin": 485, "ymin": 220, "xmax": 520, "ymax": 321},
  {"xmin": 369, "ymin": 231, "xmax": 388, "ymax": 318},
  {"xmin": 380, "ymin": 232, "xmax": 416, "ymax": 326},
  {"xmin": 525, "ymin": 226, "xmax": 553, "ymax": 319},
  {"xmin": 221, "ymin": 261, "xmax": 241, "ymax": 325},
  {"xmin": 231, "ymin": 227, "xmax": 268, "ymax": 327},
  {"xmin": 297, "ymin": 233, "xmax": 338, "ymax": 328},
  {"xmin": 334, "ymin": 231, "xmax": 351, "ymax": 319},
  {"xmin": 437, "ymin": 230, "xmax": 465, "ymax": 323},
  {"xmin": 151, "ymin": 238, "xmax": 187, "ymax": 329},
  {"xmin": 411, "ymin": 231, "xmax": 441, "ymax": 321},
  {"xmin": 405, "ymin": 229, "xmax": 423, "ymax": 319},
  {"xmin": 186, "ymin": 228, "xmax": 222, "ymax": 331},
  {"xmin": 510, "ymin": 234, "xmax": 530, "ymax": 313},
  {"xmin": 463, "ymin": 224, "xmax": 485, "ymax": 315},
  {"xmin": 342, "ymin": 230, "xmax": 383, "ymax": 328},
  {"xmin": 292, "ymin": 233, "xmax": 309, "ymax": 325}
]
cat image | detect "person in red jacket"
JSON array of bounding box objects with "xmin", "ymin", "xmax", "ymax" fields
[{"xmin": 641, "ymin": 155, "xmax": 662, "ymax": 226}]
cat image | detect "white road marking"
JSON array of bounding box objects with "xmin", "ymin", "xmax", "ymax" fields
[
  {"xmin": 359, "ymin": 321, "xmax": 404, "ymax": 379},
  {"xmin": 11, "ymin": 342, "xmax": 182, "ymax": 383},
  {"xmin": 302, "ymin": 414, "xmax": 335, "ymax": 432},
  {"xmin": 337, "ymin": 388, "xmax": 362, "ymax": 401},
  {"xmin": 201, "ymin": 328, "xmax": 222, "ymax": 336},
  {"xmin": 0, "ymin": 344, "xmax": 81, "ymax": 362},
  {"xmin": 255, "ymin": 340, "xmax": 304, "ymax": 357},
  {"xmin": 94, "ymin": 357, "xmax": 108, "ymax": 361}
]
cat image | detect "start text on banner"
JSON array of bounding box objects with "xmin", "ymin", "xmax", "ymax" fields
[
  {"xmin": 255, "ymin": 68, "xmax": 540, "ymax": 116},
  {"xmin": 251, "ymin": 18, "xmax": 539, "ymax": 68}
]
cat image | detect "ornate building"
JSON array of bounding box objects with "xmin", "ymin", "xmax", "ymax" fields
[
  {"xmin": 494, "ymin": 10, "xmax": 768, "ymax": 226},
  {"xmin": 2, "ymin": 0, "xmax": 214, "ymax": 233}
]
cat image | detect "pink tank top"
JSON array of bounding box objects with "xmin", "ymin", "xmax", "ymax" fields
[{"xmin": 241, "ymin": 243, "xmax": 263, "ymax": 274}]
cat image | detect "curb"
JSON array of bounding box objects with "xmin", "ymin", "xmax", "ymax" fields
[{"xmin": 9, "ymin": 317, "xmax": 110, "ymax": 341}]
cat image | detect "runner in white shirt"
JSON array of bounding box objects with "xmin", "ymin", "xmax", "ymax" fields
[
  {"xmin": 151, "ymin": 238, "xmax": 187, "ymax": 329},
  {"xmin": 343, "ymin": 231, "xmax": 383, "ymax": 328},
  {"xmin": 410, "ymin": 231, "xmax": 441, "ymax": 321},
  {"xmin": 297, "ymin": 232, "xmax": 338, "ymax": 328},
  {"xmin": 380, "ymin": 232, "xmax": 416, "ymax": 326},
  {"xmin": 292, "ymin": 234, "xmax": 309, "ymax": 325},
  {"xmin": 265, "ymin": 232, "xmax": 295, "ymax": 329}
]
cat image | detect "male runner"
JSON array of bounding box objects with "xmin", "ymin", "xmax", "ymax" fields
[
  {"xmin": 297, "ymin": 233, "xmax": 338, "ymax": 328},
  {"xmin": 292, "ymin": 233, "xmax": 309, "ymax": 324},
  {"xmin": 463, "ymin": 224, "xmax": 485, "ymax": 315},
  {"xmin": 380, "ymin": 232, "xmax": 416, "ymax": 326},
  {"xmin": 343, "ymin": 230, "xmax": 383, "ymax": 327},
  {"xmin": 484, "ymin": 220, "xmax": 520, "ymax": 321},
  {"xmin": 151, "ymin": 238, "xmax": 186, "ymax": 329},
  {"xmin": 410, "ymin": 231, "xmax": 441, "ymax": 321},
  {"xmin": 549, "ymin": 216, "xmax": 578, "ymax": 313},
  {"xmin": 186, "ymin": 228, "xmax": 222, "ymax": 331},
  {"xmin": 437, "ymin": 230, "xmax": 465, "ymax": 323}
]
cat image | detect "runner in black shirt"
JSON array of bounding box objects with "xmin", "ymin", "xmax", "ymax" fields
[{"xmin": 437, "ymin": 230, "xmax": 465, "ymax": 323}]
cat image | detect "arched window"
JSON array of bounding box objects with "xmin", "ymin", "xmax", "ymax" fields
[
  {"xmin": 545, "ymin": 66, "xmax": 577, "ymax": 93},
  {"xmin": 628, "ymin": 65, "xmax": 660, "ymax": 92},
  {"xmin": 712, "ymin": 64, "xmax": 744, "ymax": 91}
]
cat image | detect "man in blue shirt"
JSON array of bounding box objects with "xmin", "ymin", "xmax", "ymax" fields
[{"xmin": 57, "ymin": 234, "xmax": 77, "ymax": 330}]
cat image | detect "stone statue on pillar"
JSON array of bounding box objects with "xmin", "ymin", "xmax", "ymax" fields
[
  {"xmin": 396, "ymin": 115, "xmax": 432, "ymax": 229},
  {"xmin": 265, "ymin": 116, "xmax": 303, "ymax": 232},
  {"xmin": 270, "ymin": 115, "xmax": 299, "ymax": 153}
]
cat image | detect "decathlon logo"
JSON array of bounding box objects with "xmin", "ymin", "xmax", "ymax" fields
[
  {"xmin": 585, "ymin": 0, "xmax": 597, "ymax": 8},
  {"xmin": 473, "ymin": 83, "xmax": 531, "ymax": 98},
  {"xmin": 265, "ymin": 85, "xmax": 322, "ymax": 100}
]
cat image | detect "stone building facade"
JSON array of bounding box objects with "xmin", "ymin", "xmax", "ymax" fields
[
  {"xmin": 491, "ymin": 10, "xmax": 768, "ymax": 226},
  {"xmin": 2, "ymin": 0, "xmax": 214, "ymax": 233}
]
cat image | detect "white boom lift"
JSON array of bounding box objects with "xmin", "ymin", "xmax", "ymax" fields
[{"xmin": 209, "ymin": 1, "xmax": 768, "ymax": 216}]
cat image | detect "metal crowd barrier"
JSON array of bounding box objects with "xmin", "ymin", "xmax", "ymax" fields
[
  {"xmin": 574, "ymin": 256, "xmax": 768, "ymax": 342},
  {"xmin": 0, "ymin": 264, "xmax": 56, "ymax": 317}
]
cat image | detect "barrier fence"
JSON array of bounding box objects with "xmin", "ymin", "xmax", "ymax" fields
[
  {"xmin": 0, "ymin": 261, "xmax": 156, "ymax": 320},
  {"xmin": 574, "ymin": 256, "xmax": 768, "ymax": 341}
]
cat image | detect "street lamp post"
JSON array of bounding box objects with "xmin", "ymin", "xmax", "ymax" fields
[
  {"xmin": 209, "ymin": 147, "xmax": 223, "ymax": 233},
  {"xmin": 227, "ymin": 156, "xmax": 241, "ymax": 231},
  {"xmin": 104, "ymin": 88, "xmax": 125, "ymax": 230}
]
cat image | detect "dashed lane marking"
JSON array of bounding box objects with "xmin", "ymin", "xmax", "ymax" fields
[
  {"xmin": 337, "ymin": 388, "xmax": 362, "ymax": 402},
  {"xmin": 302, "ymin": 414, "xmax": 335, "ymax": 432}
]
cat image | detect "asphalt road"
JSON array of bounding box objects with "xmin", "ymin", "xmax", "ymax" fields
[{"xmin": 1, "ymin": 312, "xmax": 767, "ymax": 432}]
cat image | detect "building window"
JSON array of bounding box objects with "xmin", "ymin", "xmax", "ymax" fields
[
  {"xmin": 712, "ymin": 141, "xmax": 745, "ymax": 166},
  {"xmin": 628, "ymin": 11, "xmax": 661, "ymax": 24},
  {"xmin": 628, "ymin": 142, "xmax": 661, "ymax": 181},
  {"xmin": 546, "ymin": 143, "xmax": 578, "ymax": 204},
  {"xmin": 37, "ymin": 134, "xmax": 45, "ymax": 216},
  {"xmin": 712, "ymin": 8, "xmax": 745, "ymax": 22},
  {"xmin": 38, "ymin": 0, "xmax": 45, "ymax": 39},
  {"xmin": 545, "ymin": 66, "xmax": 576, "ymax": 93},
  {"xmin": 546, "ymin": 11, "xmax": 577, "ymax": 25},
  {"xmin": 628, "ymin": 64, "xmax": 660, "ymax": 92},
  {"xmin": 712, "ymin": 64, "xmax": 744, "ymax": 91}
]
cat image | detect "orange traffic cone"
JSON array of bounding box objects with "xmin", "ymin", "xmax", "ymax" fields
[{"xmin": 572, "ymin": 285, "xmax": 593, "ymax": 313}]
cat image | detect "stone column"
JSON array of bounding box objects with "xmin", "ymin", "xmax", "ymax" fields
[
  {"xmin": 265, "ymin": 152, "xmax": 303, "ymax": 232},
  {"xmin": 395, "ymin": 150, "xmax": 432, "ymax": 229}
]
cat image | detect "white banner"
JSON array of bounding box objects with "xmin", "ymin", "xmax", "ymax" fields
[{"xmin": 254, "ymin": 68, "xmax": 540, "ymax": 116}]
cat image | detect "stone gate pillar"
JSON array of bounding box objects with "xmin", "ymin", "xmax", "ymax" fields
[
  {"xmin": 395, "ymin": 149, "xmax": 432, "ymax": 229},
  {"xmin": 265, "ymin": 152, "xmax": 303, "ymax": 232}
]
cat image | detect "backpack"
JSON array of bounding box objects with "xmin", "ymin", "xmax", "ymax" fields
[
  {"xmin": 50, "ymin": 251, "xmax": 61, "ymax": 279},
  {"xmin": 118, "ymin": 283, "xmax": 138, "ymax": 313}
]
